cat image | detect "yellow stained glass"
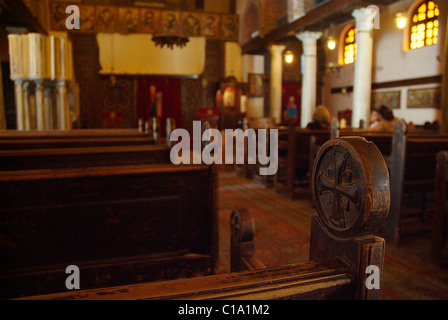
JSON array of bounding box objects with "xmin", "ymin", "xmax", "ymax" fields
[
  {"xmin": 409, "ymin": 1, "xmax": 439, "ymax": 50},
  {"xmin": 418, "ymin": 3, "xmax": 426, "ymax": 12},
  {"xmin": 343, "ymin": 26, "xmax": 356, "ymax": 64}
]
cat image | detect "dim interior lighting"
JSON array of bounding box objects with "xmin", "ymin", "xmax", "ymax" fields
[
  {"xmin": 284, "ymin": 51, "xmax": 294, "ymax": 64},
  {"xmin": 395, "ymin": 12, "xmax": 408, "ymax": 29},
  {"xmin": 327, "ymin": 36, "xmax": 336, "ymax": 50}
]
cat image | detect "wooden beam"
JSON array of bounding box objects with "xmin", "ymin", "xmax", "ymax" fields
[{"xmin": 241, "ymin": 0, "xmax": 403, "ymax": 54}]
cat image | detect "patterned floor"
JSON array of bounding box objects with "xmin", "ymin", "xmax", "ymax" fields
[{"xmin": 217, "ymin": 170, "xmax": 448, "ymax": 300}]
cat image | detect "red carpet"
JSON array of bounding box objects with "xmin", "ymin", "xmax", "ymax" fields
[{"xmin": 217, "ymin": 170, "xmax": 448, "ymax": 300}]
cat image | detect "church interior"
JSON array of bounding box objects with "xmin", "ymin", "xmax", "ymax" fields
[{"xmin": 0, "ymin": 0, "xmax": 447, "ymax": 301}]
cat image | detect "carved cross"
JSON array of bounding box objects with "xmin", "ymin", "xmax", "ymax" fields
[{"xmin": 317, "ymin": 149, "xmax": 362, "ymax": 228}]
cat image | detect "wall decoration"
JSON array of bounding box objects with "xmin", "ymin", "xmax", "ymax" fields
[
  {"xmin": 248, "ymin": 73, "xmax": 264, "ymax": 97},
  {"xmin": 371, "ymin": 90, "xmax": 401, "ymax": 110},
  {"xmin": 407, "ymin": 87, "xmax": 441, "ymax": 109},
  {"xmin": 181, "ymin": 12, "xmax": 201, "ymax": 37},
  {"xmin": 201, "ymin": 13, "xmax": 220, "ymax": 39},
  {"xmin": 48, "ymin": 1, "xmax": 238, "ymax": 42},
  {"xmin": 79, "ymin": 5, "xmax": 96, "ymax": 33},
  {"xmin": 96, "ymin": 6, "xmax": 118, "ymax": 33},
  {"xmin": 139, "ymin": 8, "xmax": 161, "ymax": 34},
  {"xmin": 49, "ymin": 2, "xmax": 69, "ymax": 31},
  {"xmin": 160, "ymin": 10, "xmax": 181, "ymax": 35},
  {"xmin": 118, "ymin": 7, "xmax": 139, "ymax": 34},
  {"xmin": 221, "ymin": 14, "xmax": 239, "ymax": 41}
]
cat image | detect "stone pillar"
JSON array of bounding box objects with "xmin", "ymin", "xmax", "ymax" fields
[
  {"xmin": 35, "ymin": 80, "xmax": 46, "ymax": 130},
  {"xmin": 269, "ymin": 44, "xmax": 286, "ymax": 123},
  {"xmin": 296, "ymin": 31, "xmax": 322, "ymax": 128},
  {"xmin": 352, "ymin": 8, "xmax": 374, "ymax": 128},
  {"xmin": 14, "ymin": 80, "xmax": 26, "ymax": 130}
]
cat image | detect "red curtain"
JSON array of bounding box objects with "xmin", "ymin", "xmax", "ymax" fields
[{"xmin": 136, "ymin": 77, "xmax": 182, "ymax": 137}]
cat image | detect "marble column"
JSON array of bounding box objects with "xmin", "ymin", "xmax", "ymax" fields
[
  {"xmin": 352, "ymin": 8, "xmax": 374, "ymax": 128},
  {"xmin": 269, "ymin": 44, "xmax": 286, "ymax": 123},
  {"xmin": 296, "ymin": 31, "xmax": 322, "ymax": 128},
  {"xmin": 35, "ymin": 80, "xmax": 46, "ymax": 130},
  {"xmin": 23, "ymin": 81, "xmax": 31, "ymax": 130},
  {"xmin": 56, "ymin": 80, "xmax": 70, "ymax": 130},
  {"xmin": 14, "ymin": 80, "xmax": 26, "ymax": 130}
]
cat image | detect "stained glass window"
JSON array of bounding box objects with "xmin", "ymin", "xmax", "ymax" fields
[
  {"xmin": 410, "ymin": 1, "xmax": 439, "ymax": 49},
  {"xmin": 344, "ymin": 26, "xmax": 357, "ymax": 64}
]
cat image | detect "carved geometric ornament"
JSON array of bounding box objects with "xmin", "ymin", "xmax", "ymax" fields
[{"xmin": 312, "ymin": 137, "xmax": 390, "ymax": 239}]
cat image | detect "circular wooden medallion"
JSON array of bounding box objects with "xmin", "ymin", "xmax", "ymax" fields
[{"xmin": 311, "ymin": 137, "xmax": 390, "ymax": 239}]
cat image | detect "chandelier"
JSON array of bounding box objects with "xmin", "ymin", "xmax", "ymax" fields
[{"xmin": 152, "ymin": 35, "xmax": 189, "ymax": 49}]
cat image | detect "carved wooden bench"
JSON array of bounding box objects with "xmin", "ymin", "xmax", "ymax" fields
[
  {"xmin": 275, "ymin": 126, "xmax": 331, "ymax": 199},
  {"xmin": 0, "ymin": 129, "xmax": 154, "ymax": 150},
  {"xmin": 0, "ymin": 164, "xmax": 218, "ymax": 299},
  {"xmin": 17, "ymin": 137, "xmax": 389, "ymax": 300},
  {"xmin": 335, "ymin": 120, "xmax": 448, "ymax": 244},
  {"xmin": 0, "ymin": 144, "xmax": 170, "ymax": 171}
]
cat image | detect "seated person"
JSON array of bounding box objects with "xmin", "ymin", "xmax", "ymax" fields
[
  {"xmin": 307, "ymin": 105, "xmax": 331, "ymax": 130},
  {"xmin": 369, "ymin": 108, "xmax": 382, "ymax": 130},
  {"xmin": 371, "ymin": 105, "xmax": 399, "ymax": 132}
]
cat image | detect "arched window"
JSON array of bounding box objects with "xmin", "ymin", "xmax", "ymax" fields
[
  {"xmin": 409, "ymin": 0, "xmax": 439, "ymax": 49},
  {"xmin": 343, "ymin": 26, "xmax": 357, "ymax": 64}
]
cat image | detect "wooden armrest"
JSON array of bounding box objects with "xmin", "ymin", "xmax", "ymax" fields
[{"xmin": 16, "ymin": 259, "xmax": 353, "ymax": 300}]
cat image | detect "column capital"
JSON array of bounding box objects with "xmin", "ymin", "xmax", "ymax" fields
[
  {"xmin": 296, "ymin": 30, "xmax": 322, "ymax": 42},
  {"xmin": 352, "ymin": 7, "xmax": 377, "ymax": 32},
  {"xmin": 269, "ymin": 44, "xmax": 286, "ymax": 56},
  {"xmin": 296, "ymin": 31, "xmax": 322, "ymax": 55}
]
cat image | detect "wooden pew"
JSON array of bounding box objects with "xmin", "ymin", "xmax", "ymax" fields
[
  {"xmin": 234, "ymin": 118, "xmax": 278, "ymax": 182},
  {"xmin": 0, "ymin": 164, "xmax": 218, "ymax": 299},
  {"xmin": 0, "ymin": 145, "xmax": 170, "ymax": 171},
  {"xmin": 18, "ymin": 137, "xmax": 389, "ymax": 300},
  {"xmin": 0, "ymin": 129, "xmax": 150, "ymax": 139},
  {"xmin": 336, "ymin": 121, "xmax": 448, "ymax": 244},
  {"xmin": 275, "ymin": 126, "xmax": 331, "ymax": 199},
  {"xmin": 0, "ymin": 129, "xmax": 154, "ymax": 150},
  {"xmin": 431, "ymin": 151, "xmax": 448, "ymax": 266}
]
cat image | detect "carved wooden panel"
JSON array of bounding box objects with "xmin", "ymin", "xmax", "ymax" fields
[{"xmin": 102, "ymin": 77, "xmax": 135, "ymax": 128}]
